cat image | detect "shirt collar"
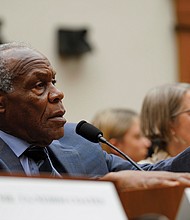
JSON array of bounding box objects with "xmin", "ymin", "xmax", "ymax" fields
[{"xmin": 0, "ymin": 130, "xmax": 30, "ymax": 157}]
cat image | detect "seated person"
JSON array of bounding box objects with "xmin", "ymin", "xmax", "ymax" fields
[
  {"xmin": 140, "ymin": 83, "xmax": 190, "ymax": 163},
  {"xmin": 91, "ymin": 108, "xmax": 150, "ymax": 162}
]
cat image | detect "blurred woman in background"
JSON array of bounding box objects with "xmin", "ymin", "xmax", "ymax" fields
[
  {"xmin": 140, "ymin": 83, "xmax": 190, "ymax": 163},
  {"xmin": 91, "ymin": 108, "xmax": 151, "ymax": 162}
]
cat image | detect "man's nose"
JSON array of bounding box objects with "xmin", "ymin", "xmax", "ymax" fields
[{"xmin": 49, "ymin": 86, "xmax": 64, "ymax": 103}]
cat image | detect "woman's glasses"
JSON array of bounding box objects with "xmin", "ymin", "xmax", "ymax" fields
[{"xmin": 172, "ymin": 109, "xmax": 190, "ymax": 118}]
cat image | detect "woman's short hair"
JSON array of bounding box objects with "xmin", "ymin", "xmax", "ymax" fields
[{"xmin": 91, "ymin": 108, "xmax": 138, "ymax": 153}]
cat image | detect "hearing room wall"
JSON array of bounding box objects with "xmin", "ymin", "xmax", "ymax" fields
[{"xmin": 1, "ymin": 0, "xmax": 177, "ymax": 122}]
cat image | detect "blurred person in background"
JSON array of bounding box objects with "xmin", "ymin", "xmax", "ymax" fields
[
  {"xmin": 140, "ymin": 83, "xmax": 190, "ymax": 164},
  {"xmin": 91, "ymin": 108, "xmax": 151, "ymax": 162}
]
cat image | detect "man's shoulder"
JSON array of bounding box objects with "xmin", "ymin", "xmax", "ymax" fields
[
  {"xmin": 57, "ymin": 122, "xmax": 102, "ymax": 150},
  {"xmin": 63, "ymin": 122, "xmax": 77, "ymax": 136},
  {"xmin": 59, "ymin": 122, "xmax": 82, "ymax": 145}
]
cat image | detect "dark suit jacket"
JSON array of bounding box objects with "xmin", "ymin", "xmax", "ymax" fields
[{"xmin": 0, "ymin": 123, "xmax": 190, "ymax": 177}]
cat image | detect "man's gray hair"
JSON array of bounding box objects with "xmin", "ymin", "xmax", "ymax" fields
[{"xmin": 0, "ymin": 42, "xmax": 31, "ymax": 93}]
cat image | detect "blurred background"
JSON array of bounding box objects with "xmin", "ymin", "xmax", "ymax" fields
[{"xmin": 0, "ymin": 0, "xmax": 187, "ymax": 122}]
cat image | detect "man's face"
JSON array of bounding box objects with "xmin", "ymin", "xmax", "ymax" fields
[{"xmin": 2, "ymin": 48, "xmax": 66, "ymax": 146}]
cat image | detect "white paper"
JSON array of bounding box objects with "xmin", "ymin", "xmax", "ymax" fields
[{"xmin": 0, "ymin": 176, "xmax": 127, "ymax": 220}]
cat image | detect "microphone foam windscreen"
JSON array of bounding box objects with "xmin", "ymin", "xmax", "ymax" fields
[{"xmin": 75, "ymin": 120, "xmax": 103, "ymax": 143}]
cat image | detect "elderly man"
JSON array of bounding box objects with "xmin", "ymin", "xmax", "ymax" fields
[{"xmin": 1, "ymin": 42, "xmax": 190, "ymax": 191}]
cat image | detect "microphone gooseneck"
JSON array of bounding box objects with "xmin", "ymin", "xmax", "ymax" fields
[{"xmin": 76, "ymin": 120, "xmax": 144, "ymax": 171}]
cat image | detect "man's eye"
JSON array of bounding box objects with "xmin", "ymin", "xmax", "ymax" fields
[{"xmin": 36, "ymin": 82, "xmax": 45, "ymax": 89}]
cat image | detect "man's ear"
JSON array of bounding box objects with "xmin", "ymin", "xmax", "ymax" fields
[{"xmin": 0, "ymin": 95, "xmax": 6, "ymax": 113}]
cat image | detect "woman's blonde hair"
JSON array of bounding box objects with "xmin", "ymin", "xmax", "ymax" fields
[
  {"xmin": 141, "ymin": 83, "xmax": 190, "ymax": 150},
  {"xmin": 91, "ymin": 108, "xmax": 138, "ymax": 153}
]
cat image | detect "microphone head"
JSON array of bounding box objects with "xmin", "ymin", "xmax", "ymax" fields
[{"xmin": 75, "ymin": 120, "xmax": 103, "ymax": 143}]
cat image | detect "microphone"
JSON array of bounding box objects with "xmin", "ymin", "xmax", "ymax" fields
[{"xmin": 76, "ymin": 120, "xmax": 144, "ymax": 171}]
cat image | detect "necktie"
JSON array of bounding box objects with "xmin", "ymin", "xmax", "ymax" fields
[{"xmin": 24, "ymin": 146, "xmax": 55, "ymax": 175}]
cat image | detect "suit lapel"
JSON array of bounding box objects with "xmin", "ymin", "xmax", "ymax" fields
[
  {"xmin": 0, "ymin": 138, "xmax": 25, "ymax": 173},
  {"xmin": 0, "ymin": 137, "xmax": 87, "ymax": 176},
  {"xmin": 49, "ymin": 141, "xmax": 87, "ymax": 176}
]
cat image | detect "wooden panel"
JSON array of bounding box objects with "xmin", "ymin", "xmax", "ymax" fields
[
  {"xmin": 119, "ymin": 185, "xmax": 185, "ymax": 220},
  {"xmin": 174, "ymin": 0, "xmax": 190, "ymax": 82}
]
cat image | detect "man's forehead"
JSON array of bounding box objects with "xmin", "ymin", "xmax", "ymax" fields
[{"xmin": 3, "ymin": 47, "xmax": 55, "ymax": 75}]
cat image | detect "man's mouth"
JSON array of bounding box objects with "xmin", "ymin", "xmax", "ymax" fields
[{"xmin": 48, "ymin": 111, "xmax": 66, "ymax": 124}]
